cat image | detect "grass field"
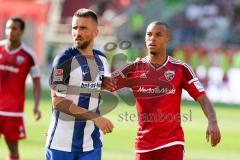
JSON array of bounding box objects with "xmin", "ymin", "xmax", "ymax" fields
[{"xmin": 0, "ymin": 89, "xmax": 240, "ymax": 160}]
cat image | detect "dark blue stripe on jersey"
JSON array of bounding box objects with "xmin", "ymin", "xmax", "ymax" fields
[
  {"xmin": 91, "ymin": 125, "xmax": 102, "ymax": 149},
  {"xmin": 77, "ymin": 93, "xmax": 91, "ymax": 109},
  {"xmin": 94, "ymin": 51, "xmax": 104, "ymax": 72},
  {"xmin": 72, "ymin": 49, "xmax": 92, "ymax": 151},
  {"xmin": 51, "ymin": 49, "xmax": 76, "ymax": 87},
  {"xmin": 75, "ymin": 55, "xmax": 91, "ymax": 81},
  {"xmin": 48, "ymin": 108, "xmax": 60, "ymax": 148},
  {"xmin": 70, "ymin": 49, "xmax": 105, "ymax": 151},
  {"xmin": 91, "ymin": 97, "xmax": 102, "ymax": 149},
  {"xmin": 94, "ymin": 52, "xmax": 105, "ymax": 80},
  {"xmin": 93, "ymin": 49, "xmax": 107, "ymax": 58},
  {"xmin": 71, "ymin": 93, "xmax": 90, "ymax": 152},
  {"xmin": 91, "ymin": 52, "xmax": 105, "ymax": 149},
  {"xmin": 71, "ymin": 121, "xmax": 86, "ymax": 152}
]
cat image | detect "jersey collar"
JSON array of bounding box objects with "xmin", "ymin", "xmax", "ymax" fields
[
  {"xmin": 4, "ymin": 40, "xmax": 22, "ymax": 55},
  {"xmin": 147, "ymin": 56, "xmax": 169, "ymax": 70}
]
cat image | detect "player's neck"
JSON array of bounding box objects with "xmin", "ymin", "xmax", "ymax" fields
[
  {"xmin": 7, "ymin": 40, "xmax": 21, "ymax": 51},
  {"xmin": 149, "ymin": 52, "xmax": 167, "ymax": 65},
  {"xmin": 76, "ymin": 43, "xmax": 94, "ymax": 56},
  {"xmin": 78, "ymin": 48, "xmax": 94, "ymax": 56}
]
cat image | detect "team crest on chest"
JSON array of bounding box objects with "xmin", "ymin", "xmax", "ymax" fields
[
  {"xmin": 164, "ymin": 70, "xmax": 175, "ymax": 81},
  {"xmin": 16, "ymin": 56, "xmax": 25, "ymax": 65}
]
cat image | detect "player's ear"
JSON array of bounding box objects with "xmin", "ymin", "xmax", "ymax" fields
[
  {"xmin": 166, "ymin": 32, "xmax": 170, "ymax": 43},
  {"xmin": 94, "ymin": 28, "xmax": 99, "ymax": 38},
  {"xmin": 20, "ymin": 29, "xmax": 24, "ymax": 35}
]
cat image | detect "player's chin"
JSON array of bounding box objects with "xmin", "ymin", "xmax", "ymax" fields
[
  {"xmin": 148, "ymin": 49, "xmax": 156, "ymax": 54},
  {"xmin": 75, "ymin": 42, "xmax": 83, "ymax": 48}
]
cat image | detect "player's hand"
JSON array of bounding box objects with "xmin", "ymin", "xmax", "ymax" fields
[
  {"xmin": 206, "ymin": 121, "xmax": 221, "ymax": 147},
  {"xmin": 33, "ymin": 107, "xmax": 41, "ymax": 121},
  {"xmin": 102, "ymin": 77, "xmax": 116, "ymax": 92},
  {"xmin": 92, "ymin": 116, "xmax": 114, "ymax": 135}
]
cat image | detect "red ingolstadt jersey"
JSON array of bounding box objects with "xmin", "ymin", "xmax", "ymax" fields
[
  {"xmin": 0, "ymin": 40, "xmax": 40, "ymax": 117},
  {"xmin": 112, "ymin": 56, "xmax": 205, "ymax": 152}
]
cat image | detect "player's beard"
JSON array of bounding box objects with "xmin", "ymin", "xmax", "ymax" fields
[
  {"xmin": 150, "ymin": 51, "xmax": 156, "ymax": 55},
  {"xmin": 75, "ymin": 40, "xmax": 91, "ymax": 50}
]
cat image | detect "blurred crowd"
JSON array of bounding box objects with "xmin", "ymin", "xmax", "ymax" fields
[{"xmin": 172, "ymin": 0, "xmax": 240, "ymax": 47}]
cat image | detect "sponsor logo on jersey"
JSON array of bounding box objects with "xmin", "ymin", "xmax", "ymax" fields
[
  {"xmin": 139, "ymin": 73, "xmax": 147, "ymax": 78},
  {"xmin": 194, "ymin": 81, "xmax": 205, "ymax": 92},
  {"xmin": 56, "ymin": 84, "xmax": 67, "ymax": 93},
  {"xmin": 164, "ymin": 70, "xmax": 175, "ymax": 81},
  {"xmin": 82, "ymin": 71, "xmax": 89, "ymax": 76},
  {"xmin": 138, "ymin": 87, "xmax": 176, "ymax": 94},
  {"xmin": 0, "ymin": 64, "xmax": 19, "ymax": 73},
  {"xmin": 16, "ymin": 55, "xmax": 25, "ymax": 65},
  {"xmin": 81, "ymin": 82, "xmax": 101, "ymax": 91}
]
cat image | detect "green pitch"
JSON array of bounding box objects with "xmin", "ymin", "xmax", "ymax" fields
[{"xmin": 0, "ymin": 90, "xmax": 240, "ymax": 160}]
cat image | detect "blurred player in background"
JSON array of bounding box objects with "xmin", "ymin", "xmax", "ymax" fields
[
  {"xmin": 106, "ymin": 21, "xmax": 221, "ymax": 160},
  {"xmin": 0, "ymin": 17, "xmax": 41, "ymax": 160},
  {"xmin": 45, "ymin": 8, "xmax": 113, "ymax": 160}
]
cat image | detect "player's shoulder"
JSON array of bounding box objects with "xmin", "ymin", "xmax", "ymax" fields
[
  {"xmin": 21, "ymin": 43, "xmax": 36, "ymax": 56},
  {"xmin": 53, "ymin": 47, "xmax": 77, "ymax": 67},
  {"xmin": 168, "ymin": 56, "xmax": 194, "ymax": 72},
  {"xmin": 168, "ymin": 56, "xmax": 185, "ymax": 65},
  {"xmin": 168, "ymin": 56, "xmax": 188, "ymax": 67},
  {"xmin": 134, "ymin": 56, "xmax": 149, "ymax": 64},
  {"xmin": 18, "ymin": 43, "xmax": 39, "ymax": 64},
  {"xmin": 93, "ymin": 49, "xmax": 107, "ymax": 59}
]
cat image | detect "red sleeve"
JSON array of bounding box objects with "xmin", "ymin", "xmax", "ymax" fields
[
  {"xmin": 27, "ymin": 51, "xmax": 40, "ymax": 78},
  {"xmin": 112, "ymin": 63, "xmax": 135, "ymax": 90},
  {"xmin": 182, "ymin": 63, "xmax": 205, "ymax": 99}
]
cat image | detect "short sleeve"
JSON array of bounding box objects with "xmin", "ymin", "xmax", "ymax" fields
[
  {"xmin": 182, "ymin": 63, "xmax": 205, "ymax": 99},
  {"xmin": 28, "ymin": 50, "xmax": 40, "ymax": 78},
  {"xmin": 50, "ymin": 54, "xmax": 72, "ymax": 97},
  {"xmin": 29, "ymin": 65, "xmax": 40, "ymax": 78}
]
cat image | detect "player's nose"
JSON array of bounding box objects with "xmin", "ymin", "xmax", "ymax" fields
[
  {"xmin": 76, "ymin": 28, "xmax": 84, "ymax": 36},
  {"xmin": 150, "ymin": 35, "xmax": 156, "ymax": 40}
]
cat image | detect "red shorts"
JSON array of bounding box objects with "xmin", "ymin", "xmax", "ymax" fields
[
  {"xmin": 136, "ymin": 145, "xmax": 184, "ymax": 160},
  {"xmin": 0, "ymin": 115, "xmax": 26, "ymax": 141}
]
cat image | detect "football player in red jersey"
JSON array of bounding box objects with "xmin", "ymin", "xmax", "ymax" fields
[
  {"xmin": 105, "ymin": 21, "xmax": 221, "ymax": 160},
  {"xmin": 0, "ymin": 17, "xmax": 41, "ymax": 160}
]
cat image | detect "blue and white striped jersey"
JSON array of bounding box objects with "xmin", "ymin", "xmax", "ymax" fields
[{"xmin": 46, "ymin": 47, "xmax": 110, "ymax": 152}]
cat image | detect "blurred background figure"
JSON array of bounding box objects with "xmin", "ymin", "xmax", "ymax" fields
[{"xmin": 0, "ymin": 17, "xmax": 41, "ymax": 160}]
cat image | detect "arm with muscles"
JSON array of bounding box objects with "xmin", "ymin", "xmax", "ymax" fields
[
  {"xmin": 51, "ymin": 89, "xmax": 114, "ymax": 134},
  {"xmin": 102, "ymin": 62, "xmax": 134, "ymax": 91},
  {"xmin": 29, "ymin": 53, "xmax": 42, "ymax": 121},
  {"xmin": 197, "ymin": 94, "xmax": 221, "ymax": 147},
  {"xmin": 181, "ymin": 63, "xmax": 221, "ymax": 146},
  {"xmin": 32, "ymin": 77, "xmax": 41, "ymax": 121},
  {"xmin": 51, "ymin": 53, "xmax": 113, "ymax": 134}
]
